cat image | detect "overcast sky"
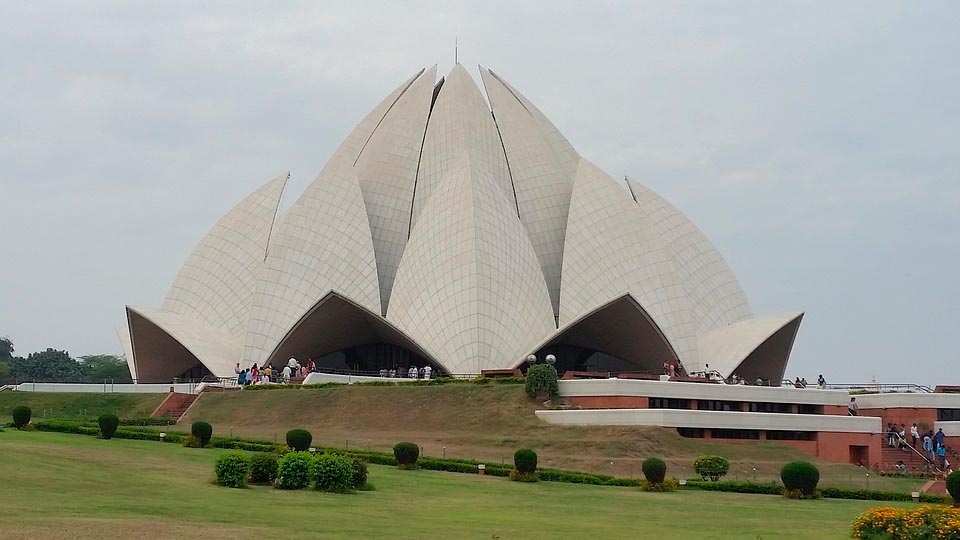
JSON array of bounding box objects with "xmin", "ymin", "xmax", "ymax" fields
[{"xmin": 1, "ymin": 2, "xmax": 957, "ymax": 384}]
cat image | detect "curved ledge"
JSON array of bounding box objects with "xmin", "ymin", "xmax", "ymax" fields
[
  {"xmin": 262, "ymin": 291, "xmax": 446, "ymax": 375},
  {"xmin": 522, "ymin": 293, "xmax": 681, "ymax": 372}
]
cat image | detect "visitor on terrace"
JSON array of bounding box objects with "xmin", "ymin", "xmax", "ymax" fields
[
  {"xmin": 817, "ymin": 374, "xmax": 826, "ymax": 389},
  {"xmin": 282, "ymin": 364, "xmax": 292, "ymax": 383},
  {"xmin": 408, "ymin": 365, "xmax": 418, "ymax": 378},
  {"xmin": 424, "ymin": 365, "xmax": 432, "ymax": 379},
  {"xmin": 911, "ymin": 423, "xmax": 920, "ymax": 449},
  {"xmin": 848, "ymin": 397, "xmax": 858, "ymax": 416}
]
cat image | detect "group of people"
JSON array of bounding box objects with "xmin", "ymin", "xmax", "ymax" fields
[
  {"xmin": 885, "ymin": 422, "xmax": 951, "ymax": 472},
  {"xmin": 792, "ymin": 374, "xmax": 828, "ymax": 389},
  {"xmin": 379, "ymin": 365, "xmax": 432, "ymax": 379},
  {"xmin": 234, "ymin": 357, "xmax": 316, "ymax": 386}
]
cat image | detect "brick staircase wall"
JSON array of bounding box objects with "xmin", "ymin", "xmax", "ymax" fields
[{"xmin": 151, "ymin": 392, "xmax": 198, "ymax": 422}]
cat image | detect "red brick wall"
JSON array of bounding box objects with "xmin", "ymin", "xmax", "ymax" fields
[
  {"xmin": 566, "ymin": 396, "xmax": 648, "ymax": 409},
  {"xmin": 859, "ymin": 407, "xmax": 937, "ymax": 432}
]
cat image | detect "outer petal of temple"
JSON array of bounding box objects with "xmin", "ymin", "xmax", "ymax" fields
[
  {"xmin": 696, "ymin": 312, "xmax": 805, "ymax": 381},
  {"xmin": 126, "ymin": 306, "xmax": 242, "ymax": 381}
]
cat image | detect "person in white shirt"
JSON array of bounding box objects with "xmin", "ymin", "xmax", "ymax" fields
[
  {"xmin": 288, "ymin": 357, "xmax": 298, "ymax": 372},
  {"xmin": 282, "ymin": 365, "xmax": 292, "ymax": 383},
  {"xmin": 408, "ymin": 365, "xmax": 418, "ymax": 379},
  {"xmin": 424, "ymin": 365, "xmax": 432, "ymax": 379},
  {"xmin": 911, "ymin": 423, "xmax": 921, "ymax": 449}
]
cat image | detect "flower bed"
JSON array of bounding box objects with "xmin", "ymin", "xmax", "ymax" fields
[{"xmin": 852, "ymin": 505, "xmax": 960, "ymax": 539}]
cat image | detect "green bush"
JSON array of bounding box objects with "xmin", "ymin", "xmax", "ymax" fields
[
  {"xmin": 182, "ymin": 434, "xmax": 203, "ymax": 448},
  {"xmin": 642, "ymin": 457, "xmax": 667, "ymax": 484},
  {"xmin": 12, "ymin": 406, "xmax": 31, "ymax": 429},
  {"xmin": 286, "ymin": 429, "xmax": 313, "ymax": 452},
  {"xmin": 393, "ymin": 442, "xmax": 420, "ymax": 469},
  {"xmin": 640, "ymin": 478, "xmax": 678, "ymax": 492},
  {"xmin": 249, "ymin": 453, "xmax": 279, "ymax": 485},
  {"xmin": 693, "ymin": 455, "xmax": 729, "ymax": 481},
  {"xmin": 276, "ymin": 451, "xmax": 313, "ymax": 490},
  {"xmin": 524, "ymin": 364, "xmax": 559, "ymax": 401},
  {"xmin": 191, "ymin": 421, "xmax": 213, "ymax": 447},
  {"xmin": 350, "ymin": 458, "xmax": 368, "ymax": 489},
  {"xmin": 313, "ymin": 453, "xmax": 354, "ymax": 493},
  {"xmin": 509, "ymin": 468, "xmax": 539, "ymax": 482},
  {"xmin": 97, "ymin": 414, "xmax": 119, "ymax": 439},
  {"xmin": 214, "ymin": 452, "xmax": 250, "ymax": 488},
  {"xmin": 514, "ymin": 448, "xmax": 537, "ymax": 474},
  {"xmin": 947, "ymin": 470, "xmax": 960, "ymax": 506},
  {"xmin": 780, "ymin": 461, "xmax": 820, "ymax": 497},
  {"xmin": 684, "ymin": 479, "xmax": 782, "ymax": 495}
]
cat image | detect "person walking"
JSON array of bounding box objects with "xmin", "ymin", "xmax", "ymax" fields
[
  {"xmin": 935, "ymin": 428, "xmax": 946, "ymax": 451},
  {"xmin": 848, "ymin": 397, "xmax": 859, "ymax": 416},
  {"xmin": 910, "ymin": 423, "xmax": 920, "ymax": 449}
]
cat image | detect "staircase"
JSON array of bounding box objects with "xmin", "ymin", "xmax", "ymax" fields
[
  {"xmin": 880, "ymin": 440, "xmax": 938, "ymax": 475},
  {"xmin": 150, "ymin": 392, "xmax": 200, "ymax": 423}
]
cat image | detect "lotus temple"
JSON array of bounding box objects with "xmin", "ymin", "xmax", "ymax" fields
[{"xmin": 119, "ymin": 64, "xmax": 803, "ymax": 384}]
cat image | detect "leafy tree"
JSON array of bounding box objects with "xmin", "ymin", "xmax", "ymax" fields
[
  {"xmin": 79, "ymin": 355, "xmax": 132, "ymax": 382},
  {"xmin": 9, "ymin": 348, "xmax": 83, "ymax": 381},
  {"xmin": 0, "ymin": 359, "xmax": 10, "ymax": 384},
  {"xmin": 0, "ymin": 336, "xmax": 13, "ymax": 359}
]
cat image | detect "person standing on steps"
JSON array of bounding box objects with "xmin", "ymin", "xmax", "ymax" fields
[{"xmin": 911, "ymin": 423, "xmax": 920, "ymax": 449}]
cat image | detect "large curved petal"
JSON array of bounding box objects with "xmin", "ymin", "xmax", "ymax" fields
[
  {"xmin": 355, "ymin": 66, "xmax": 437, "ymax": 314},
  {"xmin": 696, "ymin": 312, "xmax": 804, "ymax": 380},
  {"xmin": 526, "ymin": 294, "xmax": 680, "ymax": 372},
  {"xmin": 627, "ymin": 179, "xmax": 753, "ymax": 335},
  {"xmin": 242, "ymin": 167, "xmax": 381, "ymax": 366},
  {"xmin": 261, "ymin": 291, "xmax": 442, "ymax": 372},
  {"xmin": 480, "ymin": 67, "xmax": 578, "ymax": 320},
  {"xmin": 161, "ymin": 173, "xmax": 287, "ymax": 335},
  {"xmin": 389, "ymin": 153, "xmax": 555, "ymax": 375},
  {"xmin": 411, "ymin": 64, "xmax": 516, "ymax": 229},
  {"xmin": 561, "ymin": 159, "xmax": 697, "ymax": 364},
  {"xmin": 126, "ymin": 306, "xmax": 242, "ymax": 382},
  {"xmin": 115, "ymin": 324, "xmax": 136, "ymax": 381}
]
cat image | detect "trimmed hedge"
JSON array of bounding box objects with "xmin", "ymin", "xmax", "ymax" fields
[
  {"xmin": 249, "ymin": 452, "xmax": 279, "ymax": 485},
  {"xmin": 276, "ymin": 451, "xmax": 313, "ymax": 490},
  {"xmin": 642, "ymin": 457, "xmax": 666, "ymax": 484},
  {"xmin": 682, "ymin": 479, "xmax": 953, "ymax": 504},
  {"xmin": 214, "ymin": 452, "xmax": 250, "ymax": 488},
  {"xmin": 12, "ymin": 406, "xmax": 31, "ymax": 429},
  {"xmin": 286, "ymin": 429, "xmax": 312, "ymax": 452},
  {"xmin": 191, "ymin": 421, "xmax": 213, "ymax": 447},
  {"xmin": 393, "ymin": 442, "xmax": 420, "ymax": 469},
  {"xmin": 693, "ymin": 455, "xmax": 729, "ymax": 481},
  {"xmin": 98, "ymin": 414, "xmax": 119, "ymax": 439},
  {"xmin": 780, "ymin": 461, "xmax": 819, "ymax": 497},
  {"xmin": 514, "ymin": 449, "xmax": 537, "ymax": 474},
  {"xmin": 948, "ymin": 470, "xmax": 960, "ymax": 505},
  {"xmin": 313, "ymin": 453, "xmax": 354, "ymax": 493},
  {"xmin": 684, "ymin": 479, "xmax": 782, "ymax": 495}
]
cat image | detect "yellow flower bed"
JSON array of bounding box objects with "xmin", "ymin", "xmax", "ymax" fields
[{"xmin": 852, "ymin": 505, "xmax": 960, "ymax": 539}]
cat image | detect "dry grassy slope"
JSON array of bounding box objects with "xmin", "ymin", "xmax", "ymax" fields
[{"xmin": 182, "ymin": 385, "xmax": 908, "ymax": 489}]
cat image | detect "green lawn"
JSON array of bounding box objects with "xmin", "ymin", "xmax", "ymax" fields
[
  {"xmin": 0, "ymin": 430, "xmax": 910, "ymax": 539},
  {"xmin": 0, "ymin": 392, "xmax": 165, "ymax": 421}
]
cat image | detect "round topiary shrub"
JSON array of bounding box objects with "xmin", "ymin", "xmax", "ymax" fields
[
  {"xmin": 642, "ymin": 457, "xmax": 667, "ymax": 484},
  {"xmin": 286, "ymin": 429, "xmax": 313, "ymax": 452},
  {"xmin": 514, "ymin": 448, "xmax": 538, "ymax": 474},
  {"xmin": 780, "ymin": 461, "xmax": 820, "ymax": 497},
  {"xmin": 249, "ymin": 452, "xmax": 279, "ymax": 485},
  {"xmin": 191, "ymin": 421, "xmax": 213, "ymax": 447},
  {"xmin": 98, "ymin": 414, "xmax": 119, "ymax": 439},
  {"xmin": 946, "ymin": 470, "xmax": 960, "ymax": 506},
  {"xmin": 214, "ymin": 452, "xmax": 250, "ymax": 488},
  {"xmin": 11, "ymin": 406, "xmax": 31, "ymax": 429},
  {"xmin": 393, "ymin": 441, "xmax": 420, "ymax": 469},
  {"xmin": 313, "ymin": 453, "xmax": 354, "ymax": 493},
  {"xmin": 350, "ymin": 458, "xmax": 369, "ymax": 490},
  {"xmin": 693, "ymin": 455, "xmax": 730, "ymax": 482},
  {"xmin": 276, "ymin": 451, "xmax": 313, "ymax": 490},
  {"xmin": 525, "ymin": 364, "xmax": 559, "ymax": 401}
]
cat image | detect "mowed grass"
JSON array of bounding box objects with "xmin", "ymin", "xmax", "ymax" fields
[
  {"xmin": 0, "ymin": 392, "xmax": 165, "ymax": 421},
  {"xmin": 0, "ymin": 430, "xmax": 908, "ymax": 540}
]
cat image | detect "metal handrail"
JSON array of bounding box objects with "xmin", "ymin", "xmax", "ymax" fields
[
  {"xmin": 828, "ymin": 383, "xmax": 934, "ymax": 394},
  {"xmin": 888, "ymin": 433, "xmax": 944, "ymax": 475}
]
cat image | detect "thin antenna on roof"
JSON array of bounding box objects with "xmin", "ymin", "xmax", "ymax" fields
[{"xmin": 455, "ymin": 37, "xmax": 458, "ymax": 64}]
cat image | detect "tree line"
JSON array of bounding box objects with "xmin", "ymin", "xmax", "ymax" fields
[{"xmin": 0, "ymin": 336, "xmax": 132, "ymax": 384}]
